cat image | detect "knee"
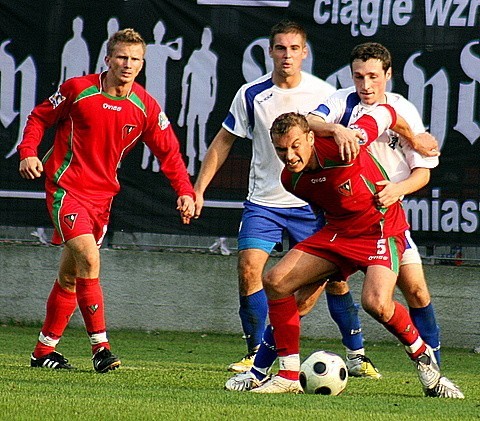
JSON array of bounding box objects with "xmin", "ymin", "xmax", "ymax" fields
[
  {"xmin": 325, "ymin": 280, "xmax": 349, "ymax": 295},
  {"xmin": 57, "ymin": 274, "xmax": 77, "ymax": 292},
  {"xmin": 237, "ymin": 259, "xmax": 263, "ymax": 295},
  {"xmin": 361, "ymin": 296, "xmax": 391, "ymax": 323},
  {"xmin": 397, "ymin": 280, "xmax": 431, "ymax": 308},
  {"xmin": 263, "ymin": 270, "xmax": 289, "ymax": 299}
]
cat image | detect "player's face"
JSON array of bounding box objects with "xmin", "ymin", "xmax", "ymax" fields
[
  {"xmin": 351, "ymin": 58, "xmax": 391, "ymax": 105},
  {"xmin": 272, "ymin": 126, "xmax": 315, "ymax": 173},
  {"xmin": 269, "ymin": 32, "xmax": 307, "ymax": 80},
  {"xmin": 105, "ymin": 42, "xmax": 145, "ymax": 86}
]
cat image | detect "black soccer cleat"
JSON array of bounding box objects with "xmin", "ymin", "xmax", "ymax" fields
[
  {"xmin": 92, "ymin": 347, "xmax": 121, "ymax": 373},
  {"xmin": 30, "ymin": 351, "xmax": 76, "ymax": 369}
]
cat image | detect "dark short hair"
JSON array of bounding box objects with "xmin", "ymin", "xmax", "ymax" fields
[
  {"xmin": 350, "ymin": 42, "xmax": 392, "ymax": 72},
  {"xmin": 106, "ymin": 28, "xmax": 146, "ymax": 57},
  {"xmin": 269, "ymin": 20, "xmax": 307, "ymax": 48},
  {"xmin": 270, "ymin": 112, "xmax": 310, "ymax": 139}
]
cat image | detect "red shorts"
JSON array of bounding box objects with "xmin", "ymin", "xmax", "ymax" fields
[
  {"xmin": 294, "ymin": 226, "xmax": 406, "ymax": 279},
  {"xmin": 46, "ymin": 183, "xmax": 113, "ymax": 246}
]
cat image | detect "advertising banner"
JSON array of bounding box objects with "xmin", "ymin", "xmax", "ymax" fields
[{"xmin": 0, "ymin": 0, "xmax": 479, "ymax": 244}]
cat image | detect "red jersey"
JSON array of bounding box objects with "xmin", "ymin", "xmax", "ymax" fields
[
  {"xmin": 281, "ymin": 105, "xmax": 409, "ymax": 238},
  {"xmin": 18, "ymin": 73, "xmax": 194, "ymax": 201}
]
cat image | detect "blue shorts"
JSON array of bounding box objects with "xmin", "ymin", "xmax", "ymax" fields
[{"xmin": 237, "ymin": 201, "xmax": 325, "ymax": 253}]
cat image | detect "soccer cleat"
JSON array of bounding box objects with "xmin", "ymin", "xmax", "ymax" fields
[
  {"xmin": 425, "ymin": 376, "xmax": 465, "ymax": 399},
  {"xmin": 413, "ymin": 345, "xmax": 441, "ymax": 392},
  {"xmin": 30, "ymin": 351, "xmax": 75, "ymax": 369},
  {"xmin": 92, "ymin": 347, "xmax": 121, "ymax": 373},
  {"xmin": 250, "ymin": 375, "xmax": 303, "ymax": 394},
  {"xmin": 227, "ymin": 351, "xmax": 256, "ymax": 373},
  {"xmin": 225, "ymin": 371, "xmax": 270, "ymax": 391},
  {"xmin": 346, "ymin": 354, "xmax": 381, "ymax": 379},
  {"xmin": 473, "ymin": 345, "xmax": 480, "ymax": 354}
]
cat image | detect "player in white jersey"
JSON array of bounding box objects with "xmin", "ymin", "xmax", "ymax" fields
[
  {"xmin": 194, "ymin": 21, "xmax": 378, "ymax": 378},
  {"xmin": 306, "ymin": 42, "xmax": 463, "ymax": 398},
  {"xmin": 225, "ymin": 70, "xmax": 333, "ymax": 207},
  {"xmin": 313, "ymin": 87, "xmax": 438, "ymax": 185}
]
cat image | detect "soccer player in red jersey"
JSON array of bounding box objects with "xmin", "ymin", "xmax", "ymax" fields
[
  {"xmin": 18, "ymin": 28, "xmax": 195, "ymax": 372},
  {"xmin": 251, "ymin": 106, "xmax": 461, "ymax": 397}
]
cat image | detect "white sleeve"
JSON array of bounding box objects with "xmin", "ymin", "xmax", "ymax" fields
[
  {"xmin": 310, "ymin": 92, "xmax": 345, "ymax": 124},
  {"xmin": 222, "ymin": 87, "xmax": 249, "ymax": 138}
]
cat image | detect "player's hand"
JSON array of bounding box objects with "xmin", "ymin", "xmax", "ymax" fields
[
  {"xmin": 19, "ymin": 156, "xmax": 43, "ymax": 179},
  {"xmin": 177, "ymin": 195, "xmax": 195, "ymax": 225},
  {"xmin": 411, "ymin": 133, "xmax": 440, "ymax": 157},
  {"xmin": 375, "ymin": 180, "xmax": 402, "ymax": 208},
  {"xmin": 332, "ymin": 126, "xmax": 363, "ymax": 161},
  {"xmin": 193, "ymin": 190, "xmax": 205, "ymax": 219}
]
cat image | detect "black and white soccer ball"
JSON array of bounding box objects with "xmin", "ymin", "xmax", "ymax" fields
[{"xmin": 299, "ymin": 350, "xmax": 348, "ymax": 395}]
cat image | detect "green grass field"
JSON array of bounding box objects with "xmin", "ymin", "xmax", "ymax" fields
[{"xmin": 1, "ymin": 325, "xmax": 479, "ymax": 420}]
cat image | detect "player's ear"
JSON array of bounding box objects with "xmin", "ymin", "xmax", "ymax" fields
[
  {"xmin": 308, "ymin": 130, "xmax": 314, "ymax": 145},
  {"xmin": 386, "ymin": 67, "xmax": 392, "ymax": 81},
  {"xmin": 302, "ymin": 44, "xmax": 308, "ymax": 60}
]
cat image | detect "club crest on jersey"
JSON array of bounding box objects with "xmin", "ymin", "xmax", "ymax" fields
[
  {"xmin": 349, "ymin": 125, "xmax": 367, "ymax": 145},
  {"xmin": 338, "ymin": 179, "xmax": 353, "ymax": 196},
  {"xmin": 158, "ymin": 111, "xmax": 170, "ymax": 130},
  {"xmin": 63, "ymin": 213, "xmax": 78, "ymax": 229},
  {"xmin": 123, "ymin": 124, "xmax": 137, "ymax": 138},
  {"xmin": 48, "ymin": 89, "xmax": 66, "ymax": 109}
]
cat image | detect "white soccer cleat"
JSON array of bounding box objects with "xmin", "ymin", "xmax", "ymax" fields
[
  {"xmin": 225, "ymin": 371, "xmax": 269, "ymax": 391},
  {"xmin": 413, "ymin": 345, "xmax": 441, "ymax": 392},
  {"xmin": 425, "ymin": 376, "xmax": 465, "ymax": 399},
  {"xmin": 250, "ymin": 375, "xmax": 303, "ymax": 394}
]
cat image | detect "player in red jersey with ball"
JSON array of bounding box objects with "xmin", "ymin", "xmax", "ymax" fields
[{"xmin": 251, "ymin": 106, "xmax": 462, "ymax": 398}]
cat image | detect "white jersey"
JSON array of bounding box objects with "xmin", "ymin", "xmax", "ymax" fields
[
  {"xmin": 311, "ymin": 86, "xmax": 439, "ymax": 184},
  {"xmin": 223, "ymin": 71, "xmax": 335, "ymax": 207}
]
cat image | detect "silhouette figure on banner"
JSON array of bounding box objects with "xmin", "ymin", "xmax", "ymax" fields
[
  {"xmin": 59, "ymin": 16, "xmax": 90, "ymax": 84},
  {"xmin": 178, "ymin": 27, "xmax": 218, "ymax": 175},
  {"xmin": 95, "ymin": 17, "xmax": 120, "ymax": 73},
  {"xmin": 142, "ymin": 20, "xmax": 183, "ymax": 172}
]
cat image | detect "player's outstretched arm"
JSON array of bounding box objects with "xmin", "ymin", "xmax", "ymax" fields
[
  {"xmin": 391, "ymin": 115, "xmax": 439, "ymax": 157},
  {"xmin": 193, "ymin": 128, "xmax": 236, "ymax": 219}
]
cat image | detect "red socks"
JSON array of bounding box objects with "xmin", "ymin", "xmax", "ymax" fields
[
  {"xmin": 268, "ymin": 295, "xmax": 300, "ymax": 356},
  {"xmin": 33, "ymin": 280, "xmax": 77, "ymax": 358},
  {"xmin": 382, "ymin": 301, "xmax": 426, "ymax": 359},
  {"xmin": 76, "ymin": 277, "xmax": 109, "ymax": 353}
]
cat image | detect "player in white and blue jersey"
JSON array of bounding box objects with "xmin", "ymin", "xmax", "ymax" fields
[
  {"xmin": 194, "ymin": 21, "xmax": 379, "ymax": 378},
  {"xmin": 304, "ymin": 42, "xmax": 462, "ymax": 398}
]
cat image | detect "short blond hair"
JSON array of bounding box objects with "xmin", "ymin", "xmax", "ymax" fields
[{"xmin": 106, "ymin": 28, "xmax": 146, "ymax": 57}]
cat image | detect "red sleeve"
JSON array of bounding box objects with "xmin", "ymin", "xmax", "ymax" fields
[
  {"xmin": 348, "ymin": 104, "xmax": 396, "ymax": 148},
  {"xmin": 17, "ymin": 82, "xmax": 73, "ymax": 160},
  {"xmin": 142, "ymin": 101, "xmax": 195, "ymax": 200}
]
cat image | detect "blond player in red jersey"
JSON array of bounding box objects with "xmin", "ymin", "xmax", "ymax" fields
[{"xmin": 18, "ymin": 28, "xmax": 195, "ymax": 372}]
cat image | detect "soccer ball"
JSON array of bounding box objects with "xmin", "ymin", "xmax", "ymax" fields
[{"xmin": 299, "ymin": 350, "xmax": 348, "ymax": 395}]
